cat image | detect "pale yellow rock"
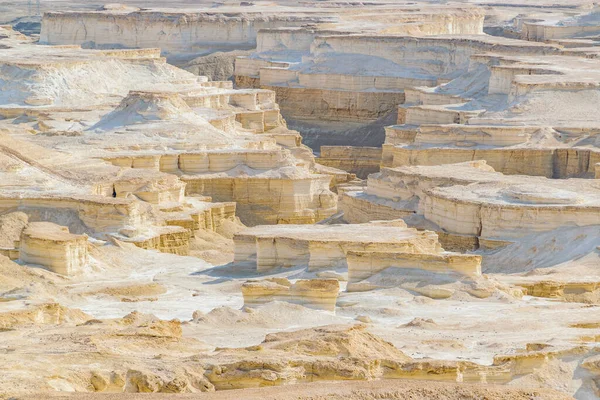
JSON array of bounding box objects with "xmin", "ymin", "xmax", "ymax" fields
[
  {"xmin": 241, "ymin": 278, "xmax": 340, "ymax": 311},
  {"xmin": 115, "ymin": 226, "xmax": 191, "ymax": 256},
  {"xmin": 183, "ymin": 175, "xmax": 337, "ymax": 226},
  {"xmin": 0, "ymin": 303, "xmax": 90, "ymax": 330},
  {"xmin": 342, "ymin": 162, "xmax": 600, "ymax": 242},
  {"xmin": 346, "ymin": 251, "xmax": 482, "ymax": 283},
  {"xmin": 233, "ymin": 221, "xmax": 440, "ymax": 272},
  {"xmin": 20, "ymin": 222, "xmax": 88, "ymax": 275}
]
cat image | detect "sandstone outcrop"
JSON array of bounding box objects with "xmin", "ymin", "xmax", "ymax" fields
[
  {"xmin": 522, "ymin": 7, "xmax": 600, "ymax": 42},
  {"xmin": 235, "ymin": 30, "xmax": 558, "ymax": 147},
  {"xmin": 341, "ymin": 161, "xmax": 600, "ymax": 246},
  {"xmin": 0, "ymin": 211, "xmax": 28, "ymax": 260},
  {"xmin": 204, "ymin": 324, "xmax": 412, "ymax": 389},
  {"xmin": 20, "ymin": 222, "xmax": 88, "ymax": 275},
  {"xmin": 241, "ymin": 278, "xmax": 340, "ymax": 311},
  {"xmin": 201, "ymin": 324, "xmax": 599, "ymax": 392},
  {"xmin": 0, "ymin": 303, "xmax": 90, "ymax": 330},
  {"xmin": 0, "ymin": 25, "xmax": 342, "ymax": 246},
  {"xmin": 182, "ymin": 173, "xmax": 337, "ymax": 226},
  {"xmin": 40, "ymin": 9, "xmax": 331, "ymax": 56},
  {"xmin": 233, "ymin": 220, "xmax": 441, "ymax": 272},
  {"xmin": 346, "ymin": 251, "xmax": 482, "ymax": 283},
  {"xmin": 233, "ymin": 218, "xmax": 489, "ymax": 296},
  {"xmin": 386, "ymin": 51, "xmax": 600, "ymax": 180}
]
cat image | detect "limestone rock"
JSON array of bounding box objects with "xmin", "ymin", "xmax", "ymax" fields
[
  {"xmin": 20, "ymin": 222, "xmax": 88, "ymax": 275},
  {"xmin": 242, "ymin": 278, "xmax": 340, "ymax": 311},
  {"xmin": 0, "ymin": 211, "xmax": 28, "ymax": 259},
  {"xmin": 0, "ymin": 303, "xmax": 90, "ymax": 330},
  {"xmin": 342, "ymin": 162, "xmax": 600, "ymax": 243},
  {"xmin": 233, "ymin": 221, "xmax": 441, "ymax": 272},
  {"xmin": 118, "ymin": 311, "xmax": 182, "ymax": 339},
  {"xmin": 205, "ymin": 324, "xmax": 412, "ymax": 389}
]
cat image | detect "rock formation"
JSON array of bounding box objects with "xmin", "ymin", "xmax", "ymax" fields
[
  {"xmin": 241, "ymin": 278, "xmax": 340, "ymax": 311},
  {"xmin": 341, "ymin": 161, "xmax": 600, "ymax": 246},
  {"xmin": 233, "ymin": 220, "xmax": 444, "ymax": 271},
  {"xmin": 317, "ymin": 146, "xmax": 381, "ymax": 179},
  {"xmin": 19, "ymin": 222, "xmax": 88, "ymax": 275}
]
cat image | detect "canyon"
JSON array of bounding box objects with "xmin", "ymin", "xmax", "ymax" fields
[{"xmin": 0, "ymin": 0, "xmax": 600, "ymax": 399}]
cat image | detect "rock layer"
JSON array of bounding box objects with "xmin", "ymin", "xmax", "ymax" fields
[{"xmin": 20, "ymin": 222, "xmax": 88, "ymax": 275}]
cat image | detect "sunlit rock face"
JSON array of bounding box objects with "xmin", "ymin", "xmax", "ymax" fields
[
  {"xmin": 341, "ymin": 161, "xmax": 600, "ymax": 241},
  {"xmin": 233, "ymin": 220, "xmax": 442, "ymax": 272},
  {"xmin": 241, "ymin": 278, "xmax": 340, "ymax": 311},
  {"xmin": 40, "ymin": 10, "xmax": 327, "ymax": 55},
  {"xmin": 39, "ymin": 6, "xmax": 484, "ymax": 56},
  {"xmin": 20, "ymin": 222, "xmax": 88, "ymax": 275}
]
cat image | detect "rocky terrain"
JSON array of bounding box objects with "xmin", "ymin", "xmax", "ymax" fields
[{"xmin": 0, "ymin": 1, "xmax": 600, "ymax": 399}]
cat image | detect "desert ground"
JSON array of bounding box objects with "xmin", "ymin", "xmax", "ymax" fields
[{"xmin": 0, "ymin": 0, "xmax": 599, "ymax": 399}]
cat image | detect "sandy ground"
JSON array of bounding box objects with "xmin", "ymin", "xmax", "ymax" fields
[{"xmin": 13, "ymin": 379, "xmax": 573, "ymax": 400}]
